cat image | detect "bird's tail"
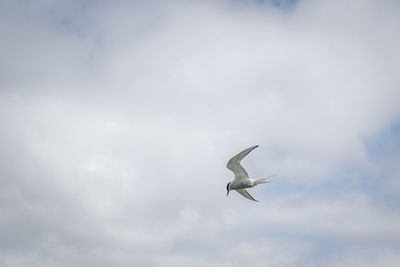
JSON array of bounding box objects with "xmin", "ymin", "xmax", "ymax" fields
[{"xmin": 254, "ymin": 175, "xmax": 275, "ymax": 185}]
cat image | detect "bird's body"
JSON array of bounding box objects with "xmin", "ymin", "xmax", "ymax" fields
[
  {"xmin": 226, "ymin": 145, "xmax": 273, "ymax": 201},
  {"xmin": 229, "ymin": 177, "xmax": 255, "ymax": 190}
]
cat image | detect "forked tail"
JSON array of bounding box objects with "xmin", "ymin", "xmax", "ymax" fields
[{"xmin": 254, "ymin": 175, "xmax": 275, "ymax": 185}]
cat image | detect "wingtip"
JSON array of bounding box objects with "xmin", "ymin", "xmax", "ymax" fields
[{"xmin": 249, "ymin": 145, "xmax": 259, "ymax": 153}]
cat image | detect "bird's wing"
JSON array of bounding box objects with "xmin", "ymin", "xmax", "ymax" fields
[
  {"xmin": 226, "ymin": 145, "xmax": 258, "ymax": 179},
  {"xmin": 236, "ymin": 189, "xmax": 258, "ymax": 202}
]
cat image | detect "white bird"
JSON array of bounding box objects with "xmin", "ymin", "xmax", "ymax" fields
[{"xmin": 226, "ymin": 145, "xmax": 274, "ymax": 202}]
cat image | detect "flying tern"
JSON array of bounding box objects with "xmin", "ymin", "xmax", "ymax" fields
[{"xmin": 226, "ymin": 145, "xmax": 273, "ymax": 202}]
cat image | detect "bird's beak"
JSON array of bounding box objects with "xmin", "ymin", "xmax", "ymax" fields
[{"xmin": 227, "ymin": 190, "xmax": 229, "ymax": 197}]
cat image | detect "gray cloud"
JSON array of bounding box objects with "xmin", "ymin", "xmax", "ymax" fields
[{"xmin": 1, "ymin": 0, "xmax": 400, "ymax": 266}]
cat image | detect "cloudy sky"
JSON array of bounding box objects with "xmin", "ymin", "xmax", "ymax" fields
[{"xmin": 1, "ymin": 0, "xmax": 400, "ymax": 266}]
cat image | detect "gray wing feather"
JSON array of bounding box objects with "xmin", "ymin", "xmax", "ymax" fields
[
  {"xmin": 236, "ymin": 189, "xmax": 258, "ymax": 202},
  {"xmin": 226, "ymin": 145, "xmax": 258, "ymax": 179}
]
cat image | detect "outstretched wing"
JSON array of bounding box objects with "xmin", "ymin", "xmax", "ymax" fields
[
  {"xmin": 236, "ymin": 189, "xmax": 258, "ymax": 202},
  {"xmin": 226, "ymin": 145, "xmax": 258, "ymax": 179}
]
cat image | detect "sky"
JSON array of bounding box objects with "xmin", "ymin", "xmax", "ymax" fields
[{"xmin": 0, "ymin": 0, "xmax": 400, "ymax": 266}]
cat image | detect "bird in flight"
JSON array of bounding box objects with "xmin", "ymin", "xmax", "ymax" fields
[{"xmin": 226, "ymin": 145, "xmax": 274, "ymax": 202}]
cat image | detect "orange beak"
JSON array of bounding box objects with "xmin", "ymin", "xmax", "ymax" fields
[{"xmin": 227, "ymin": 190, "xmax": 230, "ymax": 197}]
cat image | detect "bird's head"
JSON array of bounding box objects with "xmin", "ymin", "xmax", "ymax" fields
[{"xmin": 226, "ymin": 182, "xmax": 231, "ymax": 197}]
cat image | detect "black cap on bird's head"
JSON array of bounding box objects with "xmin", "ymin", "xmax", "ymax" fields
[{"xmin": 226, "ymin": 182, "xmax": 231, "ymax": 196}]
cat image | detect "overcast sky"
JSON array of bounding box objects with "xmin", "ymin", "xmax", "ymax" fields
[{"xmin": 1, "ymin": 0, "xmax": 400, "ymax": 266}]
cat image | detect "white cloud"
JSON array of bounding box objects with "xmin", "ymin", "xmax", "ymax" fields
[{"xmin": 1, "ymin": 0, "xmax": 400, "ymax": 266}]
